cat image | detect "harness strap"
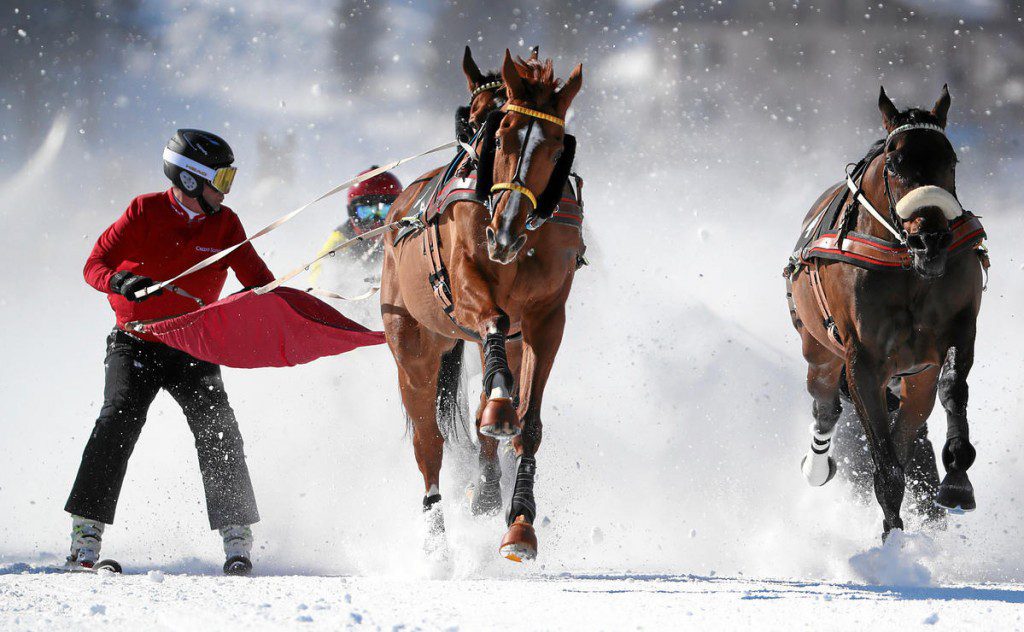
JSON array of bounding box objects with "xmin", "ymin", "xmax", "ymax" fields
[
  {"xmin": 423, "ymin": 221, "xmax": 480, "ymax": 340},
  {"xmin": 807, "ymin": 262, "xmax": 845, "ymax": 354},
  {"xmin": 256, "ymin": 216, "xmax": 421, "ymax": 295},
  {"xmin": 801, "ymin": 214, "xmax": 986, "ymax": 270},
  {"xmin": 846, "ymin": 174, "xmax": 904, "ymax": 242}
]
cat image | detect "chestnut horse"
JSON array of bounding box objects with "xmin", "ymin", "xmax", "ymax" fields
[
  {"xmin": 787, "ymin": 86, "xmax": 987, "ymax": 538},
  {"xmin": 380, "ymin": 50, "xmax": 583, "ymax": 561}
]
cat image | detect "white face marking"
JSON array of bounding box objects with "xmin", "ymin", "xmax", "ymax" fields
[{"xmin": 500, "ymin": 123, "xmax": 546, "ymax": 233}]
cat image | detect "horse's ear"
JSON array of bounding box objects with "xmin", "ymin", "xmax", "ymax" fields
[
  {"xmin": 556, "ymin": 63, "xmax": 583, "ymax": 117},
  {"xmin": 462, "ymin": 46, "xmax": 484, "ymax": 92},
  {"xmin": 932, "ymin": 84, "xmax": 951, "ymax": 128},
  {"xmin": 878, "ymin": 86, "xmax": 899, "ymax": 131},
  {"xmin": 529, "ymin": 45, "xmax": 539, "ymax": 60},
  {"xmin": 501, "ymin": 49, "xmax": 526, "ymax": 100}
]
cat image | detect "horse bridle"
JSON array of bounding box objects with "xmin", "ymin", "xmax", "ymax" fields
[
  {"xmin": 480, "ymin": 103, "xmax": 568, "ymax": 231},
  {"xmin": 846, "ymin": 122, "xmax": 955, "ymax": 245},
  {"xmin": 472, "ymin": 80, "xmax": 506, "ymax": 100}
]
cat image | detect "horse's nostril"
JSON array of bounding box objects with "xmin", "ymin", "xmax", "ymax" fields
[
  {"xmin": 486, "ymin": 227, "xmax": 496, "ymax": 245},
  {"xmin": 511, "ymin": 234, "xmax": 527, "ymax": 253},
  {"xmin": 907, "ymin": 235, "xmax": 926, "ymax": 250}
]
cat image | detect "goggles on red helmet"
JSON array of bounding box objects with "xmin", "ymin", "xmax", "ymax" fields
[{"xmin": 353, "ymin": 201, "xmax": 392, "ymax": 221}]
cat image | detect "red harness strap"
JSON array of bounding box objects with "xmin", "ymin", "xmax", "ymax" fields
[
  {"xmin": 798, "ymin": 214, "xmax": 987, "ymax": 356},
  {"xmin": 802, "ymin": 214, "xmax": 985, "ymax": 270}
]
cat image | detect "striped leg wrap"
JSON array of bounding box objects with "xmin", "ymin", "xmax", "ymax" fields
[{"xmin": 811, "ymin": 429, "xmax": 833, "ymax": 455}]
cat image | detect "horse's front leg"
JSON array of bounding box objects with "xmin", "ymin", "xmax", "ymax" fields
[
  {"xmin": 935, "ymin": 327, "xmax": 978, "ymax": 512},
  {"xmin": 471, "ymin": 341, "xmax": 523, "ymax": 516},
  {"xmin": 846, "ymin": 348, "xmax": 906, "ymax": 538},
  {"xmin": 451, "ymin": 257, "xmax": 520, "ymax": 438},
  {"xmin": 499, "ymin": 304, "xmax": 566, "ymax": 562}
]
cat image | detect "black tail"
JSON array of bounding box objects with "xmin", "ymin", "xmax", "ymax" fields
[{"xmin": 435, "ymin": 339, "xmax": 472, "ymax": 445}]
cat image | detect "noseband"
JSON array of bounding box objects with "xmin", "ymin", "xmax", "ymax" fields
[{"xmin": 846, "ymin": 122, "xmax": 958, "ymax": 245}]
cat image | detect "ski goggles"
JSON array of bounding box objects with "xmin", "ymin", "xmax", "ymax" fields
[
  {"xmin": 352, "ymin": 201, "xmax": 392, "ymax": 221},
  {"xmin": 162, "ymin": 148, "xmax": 237, "ymax": 194}
]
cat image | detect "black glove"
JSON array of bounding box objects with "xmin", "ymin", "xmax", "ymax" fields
[{"xmin": 110, "ymin": 270, "xmax": 162, "ymax": 302}]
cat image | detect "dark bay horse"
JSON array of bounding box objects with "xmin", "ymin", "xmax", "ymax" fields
[
  {"xmin": 380, "ymin": 50, "xmax": 584, "ymax": 561},
  {"xmin": 786, "ymin": 86, "xmax": 987, "ymax": 538}
]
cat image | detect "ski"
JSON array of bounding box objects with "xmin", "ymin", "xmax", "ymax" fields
[{"xmin": 62, "ymin": 558, "xmax": 123, "ymax": 574}]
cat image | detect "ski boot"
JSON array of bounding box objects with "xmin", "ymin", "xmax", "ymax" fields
[
  {"xmin": 65, "ymin": 516, "xmax": 104, "ymax": 570},
  {"xmin": 220, "ymin": 524, "xmax": 253, "ymax": 576}
]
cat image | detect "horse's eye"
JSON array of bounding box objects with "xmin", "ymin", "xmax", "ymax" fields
[
  {"xmin": 494, "ymin": 136, "xmax": 502, "ymax": 149},
  {"xmin": 553, "ymin": 150, "xmax": 563, "ymax": 162}
]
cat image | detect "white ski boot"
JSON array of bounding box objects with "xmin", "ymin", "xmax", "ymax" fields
[
  {"xmin": 66, "ymin": 516, "xmax": 104, "ymax": 569},
  {"xmin": 220, "ymin": 524, "xmax": 253, "ymax": 576}
]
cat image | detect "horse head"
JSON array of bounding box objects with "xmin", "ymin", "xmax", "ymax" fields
[
  {"xmin": 462, "ymin": 47, "xmax": 507, "ymax": 130},
  {"xmin": 478, "ymin": 49, "xmax": 582, "ymax": 265},
  {"xmin": 877, "ymin": 85, "xmax": 959, "ymax": 278}
]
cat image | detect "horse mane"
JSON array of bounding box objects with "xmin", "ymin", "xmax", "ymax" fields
[
  {"xmin": 511, "ymin": 56, "xmax": 560, "ymax": 106},
  {"xmin": 477, "ymin": 70, "xmax": 501, "ymax": 88}
]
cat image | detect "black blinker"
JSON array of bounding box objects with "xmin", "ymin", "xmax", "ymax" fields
[
  {"xmin": 475, "ymin": 110, "xmax": 506, "ymax": 202},
  {"xmin": 533, "ymin": 134, "xmax": 577, "ymax": 220}
]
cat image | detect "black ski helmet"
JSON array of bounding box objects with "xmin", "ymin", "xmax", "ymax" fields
[{"xmin": 162, "ymin": 129, "xmax": 235, "ymax": 214}]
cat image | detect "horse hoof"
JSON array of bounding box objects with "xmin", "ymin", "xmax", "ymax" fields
[
  {"xmin": 499, "ymin": 516, "xmax": 537, "ymax": 562},
  {"xmin": 480, "ymin": 398, "xmax": 521, "ymax": 438},
  {"xmin": 935, "ymin": 469, "xmax": 976, "ymax": 512},
  {"xmin": 801, "ymin": 453, "xmax": 837, "ymax": 487}
]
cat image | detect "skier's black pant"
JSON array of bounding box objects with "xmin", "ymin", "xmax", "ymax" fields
[{"xmin": 65, "ymin": 329, "xmax": 259, "ymax": 529}]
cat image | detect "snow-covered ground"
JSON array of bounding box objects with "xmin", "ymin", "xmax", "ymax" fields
[
  {"xmin": 4, "ymin": 2, "xmax": 1024, "ymax": 629},
  {"xmin": 4, "ymin": 564, "xmax": 1024, "ymax": 630}
]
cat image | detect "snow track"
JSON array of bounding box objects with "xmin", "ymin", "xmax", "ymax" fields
[{"xmin": 2, "ymin": 566, "xmax": 1022, "ymax": 630}]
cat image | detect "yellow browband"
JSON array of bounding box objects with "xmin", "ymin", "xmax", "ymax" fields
[
  {"xmin": 490, "ymin": 182, "xmax": 538, "ymax": 209},
  {"xmin": 505, "ymin": 104, "xmax": 565, "ymax": 127}
]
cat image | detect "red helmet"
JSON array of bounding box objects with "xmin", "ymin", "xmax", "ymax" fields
[
  {"xmin": 347, "ymin": 167, "xmax": 402, "ymax": 235},
  {"xmin": 348, "ymin": 168, "xmax": 402, "ymax": 202}
]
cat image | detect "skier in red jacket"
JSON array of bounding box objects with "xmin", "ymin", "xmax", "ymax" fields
[{"xmin": 65, "ymin": 129, "xmax": 273, "ymax": 575}]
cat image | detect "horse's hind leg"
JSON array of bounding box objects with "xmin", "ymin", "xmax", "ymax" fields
[
  {"xmin": 470, "ymin": 340, "xmax": 522, "ymax": 516},
  {"xmin": 935, "ymin": 339, "xmax": 978, "ymax": 513},
  {"xmin": 799, "ymin": 330, "xmax": 843, "ymax": 486},
  {"xmin": 893, "ymin": 368, "xmax": 944, "ymax": 524},
  {"xmin": 383, "ymin": 311, "xmax": 451, "ymax": 547}
]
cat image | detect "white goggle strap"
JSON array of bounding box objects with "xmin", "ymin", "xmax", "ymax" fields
[{"xmin": 162, "ymin": 148, "xmax": 220, "ymax": 182}]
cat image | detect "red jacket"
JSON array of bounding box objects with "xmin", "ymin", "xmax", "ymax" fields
[{"xmin": 85, "ymin": 189, "xmax": 274, "ymax": 343}]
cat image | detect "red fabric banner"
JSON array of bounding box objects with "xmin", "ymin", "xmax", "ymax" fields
[{"xmin": 140, "ymin": 287, "xmax": 385, "ymax": 368}]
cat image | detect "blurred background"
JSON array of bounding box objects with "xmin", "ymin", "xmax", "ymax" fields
[{"xmin": 1, "ymin": 0, "xmax": 1023, "ymax": 583}]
